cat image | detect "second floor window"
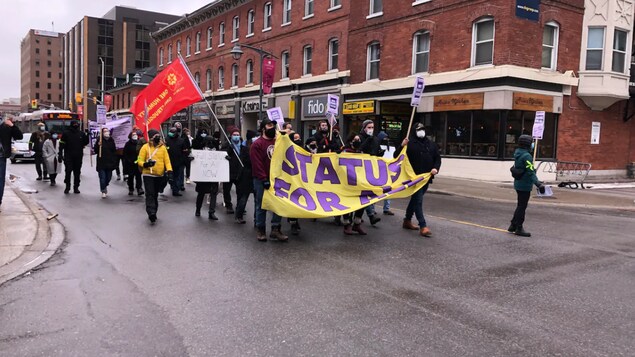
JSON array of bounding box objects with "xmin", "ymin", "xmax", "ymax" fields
[
  {"xmin": 206, "ymin": 69, "xmax": 212, "ymax": 91},
  {"xmin": 218, "ymin": 67, "xmax": 225, "ymax": 89},
  {"xmin": 247, "ymin": 60, "xmax": 254, "ymax": 84},
  {"xmin": 248, "ymin": 10, "xmax": 255, "ymax": 35},
  {"xmin": 195, "ymin": 32, "xmax": 201, "ymax": 53},
  {"xmin": 264, "ymin": 3, "xmax": 272, "ymax": 29},
  {"xmin": 329, "ymin": 38, "xmax": 339, "ymax": 70},
  {"xmin": 413, "ymin": 31, "xmax": 430, "ymax": 74},
  {"xmin": 331, "ymin": 0, "xmax": 341, "ymax": 7},
  {"xmin": 219, "ymin": 23, "xmax": 225, "ymax": 45},
  {"xmin": 472, "ymin": 18, "xmax": 494, "ymax": 66},
  {"xmin": 186, "ymin": 37, "xmax": 191, "ymax": 56},
  {"xmin": 367, "ymin": 42, "xmax": 380, "ymax": 80},
  {"xmin": 168, "ymin": 44, "xmax": 173, "ymax": 62},
  {"xmin": 177, "ymin": 40, "xmax": 181, "ymax": 54},
  {"xmin": 159, "ymin": 47, "xmax": 164, "ymax": 66},
  {"xmin": 232, "ymin": 16, "xmax": 239, "ymax": 41},
  {"xmin": 283, "ymin": 0, "xmax": 292, "ymax": 24},
  {"xmin": 207, "ymin": 27, "xmax": 213, "ymax": 49},
  {"xmin": 303, "ymin": 46, "xmax": 313, "ymax": 75},
  {"xmin": 232, "ymin": 63, "xmax": 239, "ymax": 87},
  {"xmin": 612, "ymin": 29, "xmax": 627, "ymax": 73},
  {"xmin": 305, "ymin": 0, "xmax": 314, "ymax": 17},
  {"xmin": 542, "ymin": 23, "xmax": 559, "ymax": 70},
  {"xmin": 369, "ymin": 0, "xmax": 382, "ymax": 15},
  {"xmin": 282, "ymin": 51, "xmax": 290, "ymax": 78},
  {"xmin": 586, "ymin": 27, "xmax": 604, "ymax": 70},
  {"xmin": 194, "ymin": 72, "xmax": 200, "ymax": 88}
]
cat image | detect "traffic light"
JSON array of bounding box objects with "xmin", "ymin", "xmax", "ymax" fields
[
  {"xmin": 93, "ymin": 96, "xmax": 98, "ymax": 105},
  {"xmin": 30, "ymin": 99, "xmax": 38, "ymax": 109},
  {"xmin": 75, "ymin": 92, "xmax": 82, "ymax": 104}
]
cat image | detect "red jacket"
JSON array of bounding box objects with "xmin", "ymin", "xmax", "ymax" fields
[{"xmin": 249, "ymin": 136, "xmax": 276, "ymax": 181}]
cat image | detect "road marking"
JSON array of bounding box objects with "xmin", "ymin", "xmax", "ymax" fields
[{"xmin": 389, "ymin": 207, "xmax": 508, "ymax": 233}]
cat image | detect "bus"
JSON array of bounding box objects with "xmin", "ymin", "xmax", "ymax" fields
[{"xmin": 16, "ymin": 110, "xmax": 80, "ymax": 134}]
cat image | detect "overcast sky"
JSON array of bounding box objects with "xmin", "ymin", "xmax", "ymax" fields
[{"xmin": 0, "ymin": 0, "xmax": 212, "ymax": 101}]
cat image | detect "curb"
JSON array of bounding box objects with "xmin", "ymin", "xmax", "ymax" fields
[{"xmin": 0, "ymin": 184, "xmax": 65, "ymax": 286}]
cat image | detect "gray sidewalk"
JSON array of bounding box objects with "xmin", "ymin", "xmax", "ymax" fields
[{"xmin": 0, "ymin": 182, "xmax": 64, "ymax": 286}]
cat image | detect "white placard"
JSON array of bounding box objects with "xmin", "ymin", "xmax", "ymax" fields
[
  {"xmin": 96, "ymin": 105, "xmax": 107, "ymax": 125},
  {"xmin": 411, "ymin": 76, "xmax": 425, "ymax": 107},
  {"xmin": 532, "ymin": 111, "xmax": 545, "ymax": 139},
  {"xmin": 591, "ymin": 121, "xmax": 601, "ymax": 144},
  {"xmin": 190, "ymin": 149, "xmax": 230, "ymax": 182},
  {"xmin": 266, "ymin": 107, "xmax": 284, "ymax": 130},
  {"xmin": 327, "ymin": 94, "xmax": 339, "ymax": 115},
  {"xmin": 536, "ymin": 185, "xmax": 554, "ymax": 197},
  {"xmin": 107, "ymin": 116, "xmax": 133, "ymax": 150}
]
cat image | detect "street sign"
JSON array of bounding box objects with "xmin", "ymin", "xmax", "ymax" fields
[
  {"xmin": 532, "ymin": 111, "xmax": 545, "ymax": 139},
  {"xmin": 411, "ymin": 76, "xmax": 425, "ymax": 107}
]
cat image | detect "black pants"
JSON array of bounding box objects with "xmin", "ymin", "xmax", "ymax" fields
[
  {"xmin": 143, "ymin": 176, "xmax": 163, "ymax": 217},
  {"xmin": 223, "ymin": 179, "xmax": 237, "ymax": 208},
  {"xmin": 64, "ymin": 157, "xmax": 83, "ymax": 188},
  {"xmin": 115, "ymin": 154, "xmax": 123, "ymax": 176},
  {"xmin": 196, "ymin": 183, "xmax": 219, "ymax": 214},
  {"xmin": 343, "ymin": 208, "xmax": 365, "ymax": 225},
  {"xmin": 34, "ymin": 153, "xmax": 47, "ymax": 178},
  {"xmin": 185, "ymin": 160, "xmax": 191, "ymax": 179},
  {"xmin": 511, "ymin": 190, "xmax": 531, "ymax": 226},
  {"xmin": 234, "ymin": 185, "xmax": 251, "ymax": 220},
  {"xmin": 127, "ymin": 169, "xmax": 142, "ymax": 191}
]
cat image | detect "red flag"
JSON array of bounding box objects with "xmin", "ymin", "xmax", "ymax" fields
[
  {"xmin": 130, "ymin": 56, "xmax": 203, "ymax": 134},
  {"xmin": 262, "ymin": 58, "xmax": 276, "ymax": 95},
  {"xmin": 103, "ymin": 94, "xmax": 113, "ymax": 111}
]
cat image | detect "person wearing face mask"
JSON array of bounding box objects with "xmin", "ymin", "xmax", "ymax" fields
[
  {"xmin": 165, "ymin": 126, "xmax": 189, "ymax": 197},
  {"xmin": 358, "ymin": 119, "xmax": 382, "ymax": 226},
  {"xmin": 183, "ymin": 128, "xmax": 193, "ymax": 184},
  {"xmin": 341, "ymin": 133, "xmax": 368, "ymax": 235},
  {"xmin": 221, "ymin": 127, "xmax": 243, "ymax": 215},
  {"xmin": 42, "ymin": 131, "xmax": 61, "ymax": 187},
  {"xmin": 191, "ymin": 128, "xmax": 221, "ymax": 219},
  {"xmin": 59, "ymin": 120, "xmax": 89, "ymax": 194},
  {"xmin": 397, "ymin": 122, "xmax": 442, "ymax": 237},
  {"xmin": 310, "ymin": 120, "xmax": 341, "ymax": 153},
  {"xmin": 124, "ymin": 130, "xmax": 144, "ymax": 196},
  {"xmin": 291, "ymin": 132, "xmax": 303, "ymax": 148},
  {"xmin": 29, "ymin": 122, "xmax": 48, "ymax": 181},
  {"xmin": 138, "ymin": 129, "xmax": 173, "ymax": 223},
  {"xmin": 93, "ymin": 127, "xmax": 118, "ymax": 199},
  {"xmin": 250, "ymin": 118, "xmax": 288, "ymax": 242},
  {"xmin": 234, "ymin": 129, "xmax": 256, "ymax": 224}
]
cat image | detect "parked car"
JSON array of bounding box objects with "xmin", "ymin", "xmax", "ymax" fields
[{"xmin": 10, "ymin": 133, "xmax": 34, "ymax": 163}]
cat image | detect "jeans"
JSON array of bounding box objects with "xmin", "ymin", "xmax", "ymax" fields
[
  {"xmin": 511, "ymin": 190, "xmax": 531, "ymax": 226},
  {"xmin": 365, "ymin": 202, "xmax": 376, "ymax": 217},
  {"xmin": 253, "ymin": 178, "xmax": 281, "ymax": 229},
  {"xmin": 223, "ymin": 179, "xmax": 237, "ymax": 208},
  {"xmin": 0, "ymin": 158, "xmax": 6, "ymax": 206},
  {"xmin": 383, "ymin": 199, "xmax": 391, "ymax": 212},
  {"xmin": 98, "ymin": 169, "xmax": 113, "ymax": 193},
  {"xmin": 143, "ymin": 176, "xmax": 162, "ymax": 216},
  {"xmin": 405, "ymin": 183, "xmax": 430, "ymax": 228},
  {"xmin": 170, "ymin": 164, "xmax": 184, "ymax": 193}
]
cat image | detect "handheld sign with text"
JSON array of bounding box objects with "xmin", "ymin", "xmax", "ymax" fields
[
  {"xmin": 327, "ymin": 94, "xmax": 339, "ymax": 115},
  {"xmin": 532, "ymin": 111, "xmax": 545, "ymax": 139},
  {"xmin": 190, "ymin": 150, "xmax": 230, "ymax": 182},
  {"xmin": 411, "ymin": 76, "xmax": 425, "ymax": 107},
  {"xmin": 96, "ymin": 105, "xmax": 107, "ymax": 125},
  {"xmin": 266, "ymin": 107, "xmax": 285, "ymax": 130}
]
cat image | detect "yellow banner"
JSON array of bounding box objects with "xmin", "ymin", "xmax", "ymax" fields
[{"xmin": 262, "ymin": 135, "xmax": 431, "ymax": 218}]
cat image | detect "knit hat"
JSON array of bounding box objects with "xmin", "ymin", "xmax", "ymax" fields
[
  {"xmin": 361, "ymin": 119, "xmax": 374, "ymax": 131},
  {"xmin": 518, "ymin": 134, "xmax": 533, "ymax": 149},
  {"xmin": 148, "ymin": 129, "xmax": 160, "ymax": 139},
  {"xmin": 377, "ymin": 131, "xmax": 388, "ymax": 141},
  {"xmin": 246, "ymin": 129, "xmax": 258, "ymax": 141}
]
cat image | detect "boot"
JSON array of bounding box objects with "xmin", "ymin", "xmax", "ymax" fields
[
  {"xmin": 402, "ymin": 220, "xmax": 418, "ymax": 230},
  {"xmin": 352, "ymin": 224, "xmax": 367, "ymax": 235},
  {"xmin": 369, "ymin": 215, "xmax": 381, "ymax": 226},
  {"xmin": 129, "ymin": 190, "xmax": 134, "ymax": 196},
  {"xmin": 226, "ymin": 205, "xmax": 234, "ymax": 214},
  {"xmin": 64, "ymin": 185, "xmax": 70, "ymax": 194},
  {"xmin": 419, "ymin": 227, "xmax": 432, "ymax": 237},
  {"xmin": 507, "ymin": 223, "xmax": 517, "ymax": 233},
  {"xmin": 343, "ymin": 224, "xmax": 354, "ymax": 235},
  {"xmin": 270, "ymin": 226, "xmax": 288, "ymax": 241},
  {"xmin": 256, "ymin": 227, "xmax": 267, "ymax": 242},
  {"xmin": 73, "ymin": 187, "xmax": 80, "ymax": 194},
  {"xmin": 514, "ymin": 226, "xmax": 531, "ymax": 237},
  {"xmin": 290, "ymin": 222, "xmax": 300, "ymax": 235},
  {"xmin": 208, "ymin": 212, "xmax": 219, "ymax": 220},
  {"xmin": 137, "ymin": 188, "xmax": 145, "ymax": 196},
  {"xmin": 195, "ymin": 209, "xmax": 201, "ymax": 217}
]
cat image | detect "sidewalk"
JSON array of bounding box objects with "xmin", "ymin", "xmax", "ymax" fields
[{"xmin": 0, "ymin": 183, "xmax": 65, "ymax": 286}]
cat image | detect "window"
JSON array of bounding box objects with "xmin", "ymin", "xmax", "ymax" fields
[
  {"xmin": 305, "ymin": 0, "xmax": 314, "ymax": 17},
  {"xmin": 413, "ymin": 31, "xmax": 430, "ymax": 73},
  {"xmin": 283, "ymin": 0, "xmax": 292, "ymax": 24},
  {"xmin": 367, "ymin": 42, "xmax": 380, "ymax": 80},
  {"xmin": 328, "ymin": 38, "xmax": 339, "ymax": 70},
  {"xmin": 248, "ymin": 10, "xmax": 255, "ymax": 35},
  {"xmin": 218, "ymin": 67, "xmax": 225, "ymax": 89},
  {"xmin": 47, "ymin": 49, "xmax": 51, "ymax": 56},
  {"xmin": 47, "ymin": 72, "xmax": 51, "ymax": 78},
  {"xmin": 303, "ymin": 46, "xmax": 313, "ymax": 75},
  {"xmin": 35, "ymin": 70, "xmax": 39, "ymax": 77},
  {"xmin": 206, "ymin": 69, "xmax": 212, "ymax": 91},
  {"xmin": 232, "ymin": 16, "xmax": 239, "ymax": 41},
  {"xmin": 47, "ymin": 60, "xmax": 51, "ymax": 67},
  {"xmin": 472, "ymin": 18, "xmax": 494, "ymax": 66},
  {"xmin": 195, "ymin": 32, "xmax": 201, "ymax": 53},
  {"xmin": 612, "ymin": 29, "xmax": 627, "ymax": 72},
  {"xmin": 186, "ymin": 37, "xmax": 191, "ymax": 56},
  {"xmin": 282, "ymin": 51, "xmax": 290, "ymax": 78},
  {"xmin": 232, "ymin": 64, "xmax": 239, "ymax": 87},
  {"xmin": 168, "ymin": 44, "xmax": 173, "ymax": 62},
  {"xmin": 369, "ymin": 0, "xmax": 382, "ymax": 15},
  {"xmin": 542, "ymin": 23, "xmax": 559, "ymax": 70},
  {"xmin": 264, "ymin": 2, "xmax": 272, "ymax": 29},
  {"xmin": 47, "ymin": 82, "xmax": 51, "ymax": 89},
  {"xmin": 247, "ymin": 60, "xmax": 254, "ymax": 84},
  {"xmin": 207, "ymin": 27, "xmax": 213, "ymax": 49},
  {"xmin": 159, "ymin": 48, "xmax": 164, "ymax": 66},
  {"xmin": 194, "ymin": 71, "xmax": 200, "ymax": 88},
  {"xmin": 330, "ymin": 0, "xmax": 341, "ymax": 7},
  {"xmin": 219, "ymin": 23, "xmax": 225, "ymax": 45},
  {"xmin": 586, "ymin": 27, "xmax": 604, "ymax": 70},
  {"xmin": 35, "ymin": 81, "xmax": 39, "ymax": 88},
  {"xmin": 177, "ymin": 40, "xmax": 181, "ymax": 54}
]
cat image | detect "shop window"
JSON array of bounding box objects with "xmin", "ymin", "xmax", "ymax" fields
[
  {"xmin": 586, "ymin": 27, "xmax": 604, "ymax": 70},
  {"xmin": 472, "ymin": 18, "xmax": 494, "ymax": 66},
  {"xmin": 446, "ymin": 111, "xmax": 472, "ymax": 156},
  {"xmin": 612, "ymin": 29, "xmax": 628, "ymax": 73},
  {"xmin": 471, "ymin": 111, "xmax": 500, "ymax": 157},
  {"xmin": 542, "ymin": 22, "xmax": 559, "ymax": 70},
  {"xmin": 367, "ymin": 41, "xmax": 380, "ymax": 80},
  {"xmin": 412, "ymin": 31, "xmax": 430, "ymax": 74},
  {"xmin": 248, "ymin": 10, "xmax": 255, "ymax": 36},
  {"xmin": 504, "ymin": 111, "xmax": 556, "ymax": 159}
]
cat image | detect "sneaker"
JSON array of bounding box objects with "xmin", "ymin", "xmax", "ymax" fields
[
  {"xmin": 186, "ymin": 178, "xmax": 191, "ymax": 184},
  {"xmin": 101, "ymin": 192, "xmax": 107, "ymax": 199},
  {"xmin": 419, "ymin": 227, "xmax": 432, "ymax": 237},
  {"xmin": 383, "ymin": 210, "xmax": 395, "ymax": 216}
]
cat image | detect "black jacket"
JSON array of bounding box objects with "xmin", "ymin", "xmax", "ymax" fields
[
  {"xmin": 165, "ymin": 135, "xmax": 189, "ymax": 167},
  {"xmin": 359, "ymin": 132, "xmax": 381, "ymax": 156},
  {"xmin": 29, "ymin": 131, "xmax": 45, "ymax": 153},
  {"xmin": 237, "ymin": 142, "xmax": 253, "ymax": 194},
  {"xmin": 397, "ymin": 136, "xmax": 442, "ymax": 175},
  {"xmin": 311, "ymin": 131, "xmax": 341, "ymax": 153},
  {"xmin": 0, "ymin": 123, "xmax": 23, "ymax": 158},
  {"xmin": 222, "ymin": 141, "xmax": 243, "ymax": 180},
  {"xmin": 94, "ymin": 137, "xmax": 118, "ymax": 171},
  {"xmin": 59, "ymin": 127, "xmax": 88, "ymax": 160}
]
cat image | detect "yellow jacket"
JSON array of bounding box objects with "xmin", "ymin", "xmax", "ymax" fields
[{"xmin": 138, "ymin": 142, "xmax": 173, "ymax": 176}]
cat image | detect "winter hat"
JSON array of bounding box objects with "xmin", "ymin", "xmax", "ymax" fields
[
  {"xmin": 518, "ymin": 134, "xmax": 533, "ymax": 149},
  {"xmin": 259, "ymin": 118, "xmax": 275, "ymax": 131},
  {"xmin": 377, "ymin": 131, "xmax": 388, "ymax": 141},
  {"xmin": 246, "ymin": 129, "xmax": 258, "ymax": 142},
  {"xmin": 197, "ymin": 128, "xmax": 209, "ymax": 137},
  {"xmin": 148, "ymin": 129, "xmax": 159, "ymax": 139},
  {"xmin": 415, "ymin": 122, "xmax": 425, "ymax": 131},
  {"xmin": 361, "ymin": 119, "xmax": 374, "ymax": 131}
]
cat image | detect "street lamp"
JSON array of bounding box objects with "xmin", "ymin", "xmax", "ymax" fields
[
  {"xmin": 230, "ymin": 43, "xmax": 277, "ymax": 123},
  {"xmin": 99, "ymin": 57, "xmax": 105, "ymax": 103}
]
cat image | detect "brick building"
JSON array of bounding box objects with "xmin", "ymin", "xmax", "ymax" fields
[
  {"xmin": 152, "ymin": 0, "xmax": 635, "ymax": 180},
  {"xmin": 20, "ymin": 30, "xmax": 64, "ymax": 112}
]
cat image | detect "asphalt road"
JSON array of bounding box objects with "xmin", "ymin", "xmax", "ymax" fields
[{"xmin": 1, "ymin": 158, "xmax": 634, "ymax": 356}]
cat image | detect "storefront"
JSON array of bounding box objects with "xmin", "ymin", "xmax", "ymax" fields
[
  {"xmin": 213, "ymin": 100, "xmax": 238, "ymax": 135},
  {"xmin": 241, "ymin": 97, "xmax": 268, "ymax": 133},
  {"xmin": 301, "ymin": 94, "xmax": 342, "ymax": 140},
  {"xmin": 342, "ymin": 100, "xmax": 377, "ymax": 139}
]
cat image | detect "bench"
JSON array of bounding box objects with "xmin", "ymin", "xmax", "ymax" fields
[{"xmin": 535, "ymin": 160, "xmax": 592, "ymax": 189}]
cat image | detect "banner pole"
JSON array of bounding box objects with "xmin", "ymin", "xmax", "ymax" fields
[
  {"xmin": 202, "ymin": 97, "xmax": 244, "ymax": 168},
  {"xmin": 405, "ymin": 106, "xmax": 417, "ymax": 139},
  {"xmin": 99, "ymin": 125, "xmax": 103, "ymax": 158},
  {"xmin": 532, "ymin": 138, "xmax": 539, "ymax": 163}
]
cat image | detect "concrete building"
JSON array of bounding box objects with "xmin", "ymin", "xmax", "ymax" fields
[
  {"xmin": 62, "ymin": 6, "xmax": 180, "ymax": 122},
  {"xmin": 20, "ymin": 30, "xmax": 64, "ymax": 112}
]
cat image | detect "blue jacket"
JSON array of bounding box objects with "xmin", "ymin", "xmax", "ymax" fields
[{"xmin": 513, "ymin": 148, "xmax": 541, "ymax": 192}]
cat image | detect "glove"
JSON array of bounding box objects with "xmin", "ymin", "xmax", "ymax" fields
[
  {"xmin": 263, "ymin": 180, "xmax": 271, "ymax": 190},
  {"xmin": 225, "ymin": 155, "xmax": 231, "ymax": 161},
  {"xmin": 57, "ymin": 156, "xmax": 63, "ymax": 163},
  {"xmin": 166, "ymin": 171, "xmax": 174, "ymax": 182},
  {"xmin": 143, "ymin": 159, "xmax": 156, "ymax": 168},
  {"xmin": 538, "ymin": 183, "xmax": 546, "ymax": 194}
]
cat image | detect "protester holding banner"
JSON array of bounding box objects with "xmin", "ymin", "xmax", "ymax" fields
[
  {"xmin": 311, "ymin": 120, "xmax": 341, "ymax": 154},
  {"xmin": 138, "ymin": 129, "xmax": 173, "ymax": 223},
  {"xmin": 93, "ymin": 127, "xmax": 118, "ymax": 199},
  {"xmin": 123, "ymin": 131, "xmax": 144, "ymax": 196},
  {"xmin": 358, "ymin": 119, "xmax": 382, "ymax": 226},
  {"xmin": 42, "ymin": 131, "xmax": 60, "ymax": 187},
  {"xmin": 191, "ymin": 128, "xmax": 221, "ymax": 220},
  {"xmin": 59, "ymin": 120, "xmax": 89, "ymax": 194},
  {"xmin": 291, "ymin": 132, "xmax": 303, "ymax": 147},
  {"xmin": 397, "ymin": 123, "xmax": 441, "ymax": 237},
  {"xmin": 166, "ymin": 126, "xmax": 189, "ymax": 197},
  {"xmin": 221, "ymin": 127, "xmax": 242, "ymax": 215},
  {"xmin": 251, "ymin": 118, "xmax": 288, "ymax": 242},
  {"xmin": 234, "ymin": 130, "xmax": 257, "ymax": 224},
  {"xmin": 341, "ymin": 133, "xmax": 368, "ymax": 235}
]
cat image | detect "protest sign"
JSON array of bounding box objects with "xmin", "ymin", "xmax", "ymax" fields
[
  {"xmin": 262, "ymin": 135, "xmax": 431, "ymax": 218},
  {"xmin": 96, "ymin": 105, "xmax": 107, "ymax": 125},
  {"xmin": 532, "ymin": 111, "xmax": 545, "ymax": 139},
  {"xmin": 327, "ymin": 94, "xmax": 339, "ymax": 115},
  {"xmin": 266, "ymin": 107, "xmax": 285, "ymax": 130},
  {"xmin": 190, "ymin": 149, "xmax": 230, "ymax": 182}
]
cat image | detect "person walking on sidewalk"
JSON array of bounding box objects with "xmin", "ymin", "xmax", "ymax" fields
[
  {"xmin": 123, "ymin": 131, "xmax": 144, "ymax": 196},
  {"xmin": 29, "ymin": 122, "xmax": 48, "ymax": 181},
  {"xmin": 508, "ymin": 134, "xmax": 546, "ymax": 237},
  {"xmin": 251, "ymin": 118, "xmax": 288, "ymax": 242},
  {"xmin": 398, "ymin": 123, "xmax": 442, "ymax": 237},
  {"xmin": 42, "ymin": 131, "xmax": 61, "ymax": 186},
  {"xmin": 222, "ymin": 127, "xmax": 242, "ymax": 215},
  {"xmin": 59, "ymin": 120, "xmax": 89, "ymax": 194},
  {"xmin": 0, "ymin": 117, "xmax": 23, "ymax": 210},
  {"xmin": 138, "ymin": 129, "xmax": 173, "ymax": 223},
  {"xmin": 191, "ymin": 128, "xmax": 221, "ymax": 220},
  {"xmin": 94, "ymin": 127, "xmax": 118, "ymax": 199}
]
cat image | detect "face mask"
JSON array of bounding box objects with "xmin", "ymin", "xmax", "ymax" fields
[
  {"xmin": 52, "ymin": 134, "xmax": 58, "ymax": 139},
  {"xmin": 153, "ymin": 136, "xmax": 161, "ymax": 145},
  {"xmin": 416, "ymin": 130, "xmax": 426, "ymax": 138},
  {"xmin": 293, "ymin": 140, "xmax": 303, "ymax": 147},
  {"xmin": 309, "ymin": 144, "xmax": 317, "ymax": 150},
  {"xmin": 131, "ymin": 135, "xmax": 138, "ymax": 141},
  {"xmin": 103, "ymin": 132, "xmax": 110, "ymax": 139},
  {"xmin": 231, "ymin": 135, "xmax": 241, "ymax": 143},
  {"xmin": 39, "ymin": 126, "xmax": 45, "ymax": 131},
  {"xmin": 366, "ymin": 129, "xmax": 374, "ymax": 136},
  {"xmin": 321, "ymin": 127, "xmax": 329, "ymax": 133},
  {"xmin": 265, "ymin": 127, "xmax": 276, "ymax": 138},
  {"xmin": 352, "ymin": 141, "xmax": 361, "ymax": 148},
  {"xmin": 531, "ymin": 142, "xmax": 535, "ymax": 151},
  {"xmin": 168, "ymin": 132, "xmax": 175, "ymax": 138},
  {"xmin": 200, "ymin": 133, "xmax": 208, "ymax": 138}
]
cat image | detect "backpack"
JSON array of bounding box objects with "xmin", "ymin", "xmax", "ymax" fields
[{"xmin": 510, "ymin": 165, "xmax": 525, "ymax": 180}]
